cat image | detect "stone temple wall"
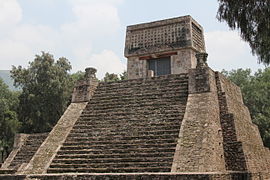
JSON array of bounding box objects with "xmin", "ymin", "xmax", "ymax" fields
[
  {"xmin": 125, "ymin": 16, "xmax": 205, "ymax": 79},
  {"xmin": 171, "ymin": 59, "xmax": 270, "ymax": 178},
  {"xmin": 172, "ymin": 67, "xmax": 226, "ymax": 172},
  {"xmin": 217, "ymin": 73, "xmax": 264, "ymax": 147},
  {"xmin": 217, "ymin": 73, "xmax": 270, "ymax": 175},
  {"xmin": 127, "ymin": 49, "xmax": 197, "ymax": 79}
]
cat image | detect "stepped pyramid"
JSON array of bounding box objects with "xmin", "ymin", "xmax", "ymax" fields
[{"xmin": 1, "ymin": 15, "xmax": 270, "ymax": 180}]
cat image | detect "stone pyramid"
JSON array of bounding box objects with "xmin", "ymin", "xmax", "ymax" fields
[{"xmin": 1, "ymin": 16, "xmax": 270, "ymax": 180}]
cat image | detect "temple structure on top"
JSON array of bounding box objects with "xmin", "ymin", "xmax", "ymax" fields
[{"xmin": 125, "ymin": 15, "xmax": 205, "ymax": 79}]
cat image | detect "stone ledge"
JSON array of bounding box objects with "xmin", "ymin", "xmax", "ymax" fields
[{"xmin": 0, "ymin": 172, "xmax": 261, "ymax": 180}]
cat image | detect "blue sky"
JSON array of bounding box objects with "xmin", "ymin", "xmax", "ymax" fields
[{"xmin": 0, "ymin": 0, "xmax": 265, "ymax": 78}]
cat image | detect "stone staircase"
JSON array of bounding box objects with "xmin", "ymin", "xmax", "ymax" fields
[
  {"xmin": 8, "ymin": 133, "xmax": 48, "ymax": 170},
  {"xmin": 215, "ymin": 73, "xmax": 247, "ymax": 171},
  {"xmin": 0, "ymin": 133, "xmax": 48, "ymax": 174},
  {"xmin": 48, "ymin": 74, "xmax": 189, "ymax": 173}
]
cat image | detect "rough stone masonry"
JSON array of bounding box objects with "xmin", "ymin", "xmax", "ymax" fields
[{"xmin": 0, "ymin": 15, "xmax": 270, "ymax": 180}]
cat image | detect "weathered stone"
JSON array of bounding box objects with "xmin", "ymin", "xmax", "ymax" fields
[
  {"xmin": 125, "ymin": 16, "xmax": 205, "ymax": 79},
  {"xmin": 1, "ymin": 15, "xmax": 270, "ymax": 180},
  {"xmin": 71, "ymin": 67, "xmax": 99, "ymax": 103}
]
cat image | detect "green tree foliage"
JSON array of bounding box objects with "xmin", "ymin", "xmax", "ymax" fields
[
  {"xmin": 70, "ymin": 71, "xmax": 85, "ymax": 83},
  {"xmin": 103, "ymin": 73, "xmax": 120, "ymax": 82},
  {"xmin": 11, "ymin": 52, "xmax": 73, "ymax": 133},
  {"xmin": 222, "ymin": 68, "xmax": 270, "ymax": 147},
  {"xmin": 0, "ymin": 78, "xmax": 20, "ymax": 161},
  {"xmin": 120, "ymin": 71, "xmax": 128, "ymax": 80},
  {"xmin": 102, "ymin": 71, "xmax": 127, "ymax": 82},
  {"xmin": 217, "ymin": 0, "xmax": 270, "ymax": 64}
]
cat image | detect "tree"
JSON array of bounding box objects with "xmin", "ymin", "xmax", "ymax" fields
[
  {"xmin": 120, "ymin": 71, "xmax": 128, "ymax": 80},
  {"xmin": 222, "ymin": 68, "xmax": 270, "ymax": 147},
  {"xmin": 103, "ymin": 72, "xmax": 120, "ymax": 82},
  {"xmin": 221, "ymin": 68, "xmax": 252, "ymax": 104},
  {"xmin": 11, "ymin": 52, "xmax": 73, "ymax": 133},
  {"xmin": 217, "ymin": 0, "xmax": 270, "ymax": 65},
  {"xmin": 70, "ymin": 71, "xmax": 85, "ymax": 82},
  {"xmin": 0, "ymin": 78, "xmax": 20, "ymax": 162},
  {"xmin": 102, "ymin": 71, "xmax": 128, "ymax": 82}
]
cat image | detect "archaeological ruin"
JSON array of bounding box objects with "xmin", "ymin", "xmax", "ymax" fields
[{"xmin": 0, "ymin": 15, "xmax": 270, "ymax": 180}]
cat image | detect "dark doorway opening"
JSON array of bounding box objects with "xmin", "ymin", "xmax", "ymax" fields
[{"xmin": 148, "ymin": 57, "xmax": 171, "ymax": 76}]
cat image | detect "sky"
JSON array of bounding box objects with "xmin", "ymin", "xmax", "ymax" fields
[{"xmin": 0, "ymin": 0, "xmax": 265, "ymax": 79}]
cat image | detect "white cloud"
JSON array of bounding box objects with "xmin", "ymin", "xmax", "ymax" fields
[
  {"xmin": 11, "ymin": 24, "xmax": 57, "ymax": 51},
  {"xmin": 0, "ymin": 23, "xmax": 58, "ymax": 69},
  {"xmin": 205, "ymin": 30, "xmax": 264, "ymax": 72},
  {"xmin": 0, "ymin": 39, "xmax": 33, "ymax": 68},
  {"xmin": 59, "ymin": 0, "xmax": 124, "ymax": 77},
  {"xmin": 60, "ymin": 0, "xmax": 121, "ymax": 43},
  {"xmin": 79, "ymin": 50, "xmax": 126, "ymax": 79},
  {"xmin": 0, "ymin": 0, "xmax": 22, "ymax": 28},
  {"xmin": 0, "ymin": 0, "xmax": 126, "ymax": 78}
]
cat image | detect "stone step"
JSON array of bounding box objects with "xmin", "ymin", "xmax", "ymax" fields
[
  {"xmin": 70, "ymin": 125, "xmax": 181, "ymax": 133},
  {"xmin": 79, "ymin": 113, "xmax": 184, "ymax": 120},
  {"xmin": 8, "ymin": 134, "xmax": 48, "ymax": 169},
  {"xmin": 11, "ymin": 156, "xmax": 34, "ymax": 162},
  {"xmin": 47, "ymin": 166, "xmax": 171, "ymax": 173},
  {"xmin": 97, "ymin": 79, "xmax": 188, "ymax": 86},
  {"xmin": 54, "ymin": 151, "xmax": 173, "ymax": 159},
  {"xmin": 66, "ymin": 133, "xmax": 179, "ymax": 142},
  {"xmin": 90, "ymin": 94, "xmax": 188, "ymax": 102},
  {"xmin": 84, "ymin": 105, "xmax": 186, "ymax": 112},
  {"xmin": 57, "ymin": 147, "xmax": 176, "ymax": 155},
  {"xmin": 86, "ymin": 101, "xmax": 187, "ymax": 108},
  {"xmin": 60, "ymin": 143, "xmax": 176, "ymax": 150},
  {"xmin": 9, "ymin": 160, "xmax": 26, "ymax": 166},
  {"xmin": 93, "ymin": 88, "xmax": 188, "ymax": 96},
  {"xmin": 82, "ymin": 109, "xmax": 185, "ymax": 115},
  {"xmin": 82, "ymin": 107, "xmax": 184, "ymax": 113},
  {"xmin": 92, "ymin": 87, "xmax": 188, "ymax": 93},
  {"xmin": 97, "ymin": 79, "xmax": 188, "ymax": 89},
  {"xmin": 94, "ymin": 86, "xmax": 188, "ymax": 92},
  {"xmin": 15, "ymin": 147, "xmax": 39, "ymax": 152},
  {"xmin": 24, "ymin": 140, "xmax": 45, "ymax": 144},
  {"xmin": 20, "ymin": 145, "xmax": 42, "ymax": 149},
  {"xmin": 99, "ymin": 75, "xmax": 188, "ymax": 83},
  {"xmin": 78, "ymin": 117, "xmax": 182, "ymax": 122},
  {"xmin": 26, "ymin": 136, "xmax": 47, "ymax": 140},
  {"xmin": 52, "ymin": 156, "xmax": 173, "ymax": 164},
  {"xmin": 94, "ymin": 90, "xmax": 188, "ymax": 97},
  {"xmin": 50, "ymin": 161, "xmax": 172, "ymax": 169},
  {"xmin": 97, "ymin": 80, "xmax": 188, "ymax": 87},
  {"xmin": 79, "ymin": 112, "xmax": 184, "ymax": 119},
  {"xmin": 88, "ymin": 99, "xmax": 187, "ymax": 105},
  {"xmin": 73, "ymin": 121, "xmax": 182, "ymax": 128},
  {"xmin": 10, "ymin": 155, "xmax": 34, "ymax": 160},
  {"xmin": 99, "ymin": 76, "xmax": 187, "ymax": 84},
  {"xmin": 79, "ymin": 113, "xmax": 184, "ymax": 119},
  {"xmin": 84, "ymin": 103, "xmax": 186, "ymax": 111},
  {"xmin": 63, "ymin": 139, "xmax": 177, "ymax": 146},
  {"xmin": 0, "ymin": 169, "xmax": 16, "ymax": 174},
  {"xmin": 68, "ymin": 129, "xmax": 179, "ymax": 137},
  {"xmin": 97, "ymin": 76, "xmax": 188, "ymax": 88},
  {"xmin": 80, "ymin": 112, "xmax": 184, "ymax": 118},
  {"xmin": 11, "ymin": 151, "xmax": 37, "ymax": 156},
  {"xmin": 10, "ymin": 158, "xmax": 32, "ymax": 163}
]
